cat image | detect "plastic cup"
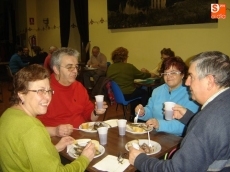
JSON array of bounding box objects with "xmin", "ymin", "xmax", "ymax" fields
[
  {"xmin": 117, "ymin": 119, "xmax": 127, "ymax": 136},
  {"xmin": 95, "ymin": 95, "xmax": 104, "ymax": 110},
  {"xmin": 164, "ymin": 102, "xmax": 176, "ymax": 120},
  {"xmin": 97, "ymin": 127, "xmax": 108, "ymax": 145}
]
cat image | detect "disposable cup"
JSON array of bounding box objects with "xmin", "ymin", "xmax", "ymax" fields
[
  {"xmin": 164, "ymin": 102, "xmax": 175, "ymax": 120},
  {"xmin": 97, "ymin": 127, "xmax": 108, "ymax": 145},
  {"xmin": 95, "ymin": 95, "xmax": 104, "ymax": 110},
  {"xmin": 117, "ymin": 119, "xmax": 127, "ymax": 136}
]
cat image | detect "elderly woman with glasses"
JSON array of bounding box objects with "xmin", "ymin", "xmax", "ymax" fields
[
  {"xmin": 0, "ymin": 64, "xmax": 96, "ymax": 171},
  {"xmin": 135, "ymin": 57, "xmax": 200, "ymax": 136}
]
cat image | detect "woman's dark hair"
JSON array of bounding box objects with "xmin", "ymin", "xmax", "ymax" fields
[
  {"xmin": 111, "ymin": 47, "xmax": 128, "ymax": 63},
  {"xmin": 160, "ymin": 48, "xmax": 175, "ymax": 57},
  {"xmin": 10, "ymin": 64, "xmax": 50, "ymax": 105},
  {"xmin": 158, "ymin": 56, "xmax": 188, "ymax": 78}
]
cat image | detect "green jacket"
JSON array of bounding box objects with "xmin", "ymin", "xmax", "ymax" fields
[{"xmin": 106, "ymin": 62, "xmax": 151, "ymax": 94}]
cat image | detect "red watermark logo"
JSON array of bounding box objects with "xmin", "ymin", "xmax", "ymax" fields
[{"xmin": 211, "ymin": 4, "xmax": 226, "ymax": 19}]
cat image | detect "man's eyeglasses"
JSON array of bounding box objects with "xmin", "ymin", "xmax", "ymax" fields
[
  {"xmin": 60, "ymin": 65, "xmax": 79, "ymax": 72},
  {"xmin": 28, "ymin": 89, "xmax": 54, "ymax": 96},
  {"xmin": 161, "ymin": 71, "xmax": 181, "ymax": 77}
]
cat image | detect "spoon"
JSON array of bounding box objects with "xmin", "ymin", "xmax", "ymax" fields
[{"xmin": 134, "ymin": 109, "xmax": 140, "ymax": 123}]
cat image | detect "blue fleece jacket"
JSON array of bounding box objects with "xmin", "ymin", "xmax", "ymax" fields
[{"xmin": 139, "ymin": 83, "xmax": 199, "ymax": 136}]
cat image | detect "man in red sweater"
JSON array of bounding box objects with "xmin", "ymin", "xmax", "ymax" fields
[{"xmin": 37, "ymin": 47, "xmax": 107, "ymax": 137}]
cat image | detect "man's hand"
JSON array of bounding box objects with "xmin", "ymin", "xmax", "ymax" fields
[
  {"xmin": 172, "ymin": 104, "xmax": 187, "ymax": 119},
  {"xmin": 128, "ymin": 146, "xmax": 144, "ymax": 165}
]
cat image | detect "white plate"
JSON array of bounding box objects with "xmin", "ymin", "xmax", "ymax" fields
[
  {"xmin": 125, "ymin": 139, "xmax": 161, "ymax": 155},
  {"xmin": 126, "ymin": 123, "xmax": 153, "ymax": 134},
  {"xmin": 79, "ymin": 122, "xmax": 111, "ymax": 133},
  {"xmin": 67, "ymin": 139, "xmax": 105, "ymax": 159},
  {"xmin": 103, "ymin": 119, "xmax": 118, "ymax": 127}
]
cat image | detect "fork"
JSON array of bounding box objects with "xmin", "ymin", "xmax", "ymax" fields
[
  {"xmin": 134, "ymin": 109, "xmax": 140, "ymax": 123},
  {"xmin": 147, "ymin": 131, "xmax": 152, "ymax": 148},
  {"xmin": 117, "ymin": 152, "xmax": 124, "ymax": 164}
]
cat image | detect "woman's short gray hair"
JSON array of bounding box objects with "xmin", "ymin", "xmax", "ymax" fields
[
  {"xmin": 50, "ymin": 47, "xmax": 80, "ymax": 69},
  {"xmin": 190, "ymin": 51, "xmax": 230, "ymax": 88}
]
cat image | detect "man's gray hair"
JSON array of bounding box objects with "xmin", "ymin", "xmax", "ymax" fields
[
  {"xmin": 190, "ymin": 51, "xmax": 230, "ymax": 88},
  {"xmin": 50, "ymin": 47, "xmax": 80, "ymax": 69}
]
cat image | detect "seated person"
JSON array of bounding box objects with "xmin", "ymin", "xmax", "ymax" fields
[
  {"xmin": 21, "ymin": 47, "xmax": 32, "ymax": 63},
  {"xmin": 141, "ymin": 48, "xmax": 175, "ymax": 77},
  {"xmin": 9, "ymin": 46, "xmax": 28, "ymax": 74},
  {"xmin": 44, "ymin": 45, "xmax": 58, "ymax": 74},
  {"xmin": 0, "ymin": 64, "xmax": 95, "ymax": 171},
  {"xmin": 37, "ymin": 47, "xmax": 107, "ymax": 129},
  {"xmin": 136, "ymin": 57, "xmax": 200, "ymax": 136},
  {"xmin": 83, "ymin": 46, "xmax": 107, "ymax": 89},
  {"xmin": 30, "ymin": 46, "xmax": 48, "ymax": 65},
  {"xmin": 106, "ymin": 47, "xmax": 155, "ymax": 121}
]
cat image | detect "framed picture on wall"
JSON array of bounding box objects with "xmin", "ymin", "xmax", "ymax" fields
[{"xmin": 107, "ymin": 0, "xmax": 218, "ymax": 29}]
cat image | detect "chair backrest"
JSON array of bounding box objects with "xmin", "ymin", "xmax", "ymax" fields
[
  {"xmin": 110, "ymin": 81, "xmax": 126, "ymax": 104},
  {"xmin": 6, "ymin": 65, "xmax": 13, "ymax": 79}
]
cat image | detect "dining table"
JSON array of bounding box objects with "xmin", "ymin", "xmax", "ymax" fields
[
  {"xmin": 134, "ymin": 77, "xmax": 162, "ymax": 97},
  {"xmin": 51, "ymin": 122, "xmax": 182, "ymax": 172}
]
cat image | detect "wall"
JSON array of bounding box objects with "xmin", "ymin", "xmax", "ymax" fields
[
  {"xmin": 16, "ymin": 0, "xmax": 80, "ymax": 54},
  {"xmin": 88, "ymin": 0, "xmax": 230, "ymax": 70}
]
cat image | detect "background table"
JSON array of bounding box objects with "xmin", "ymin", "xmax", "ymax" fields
[{"xmin": 52, "ymin": 126, "xmax": 182, "ymax": 172}]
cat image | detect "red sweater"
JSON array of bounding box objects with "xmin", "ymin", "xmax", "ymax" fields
[{"xmin": 37, "ymin": 74, "xmax": 94, "ymax": 128}]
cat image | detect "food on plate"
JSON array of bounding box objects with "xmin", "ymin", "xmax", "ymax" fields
[
  {"xmin": 74, "ymin": 140, "xmax": 101, "ymax": 157},
  {"xmin": 127, "ymin": 140, "xmax": 154, "ymax": 154},
  {"xmin": 81, "ymin": 123, "xmax": 89, "ymax": 129},
  {"xmin": 93, "ymin": 122, "xmax": 108, "ymax": 130},
  {"xmin": 126, "ymin": 123, "xmax": 152, "ymax": 132},
  {"xmin": 132, "ymin": 126, "xmax": 144, "ymax": 132},
  {"xmin": 91, "ymin": 140, "xmax": 99, "ymax": 151}
]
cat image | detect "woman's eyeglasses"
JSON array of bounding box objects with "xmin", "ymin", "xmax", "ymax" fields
[
  {"xmin": 28, "ymin": 89, "xmax": 54, "ymax": 96},
  {"xmin": 161, "ymin": 71, "xmax": 181, "ymax": 77}
]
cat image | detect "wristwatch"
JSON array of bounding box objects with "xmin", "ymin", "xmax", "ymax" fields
[{"xmin": 93, "ymin": 110, "xmax": 97, "ymax": 116}]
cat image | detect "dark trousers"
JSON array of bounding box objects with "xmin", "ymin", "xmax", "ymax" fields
[{"xmin": 124, "ymin": 88, "xmax": 149, "ymax": 118}]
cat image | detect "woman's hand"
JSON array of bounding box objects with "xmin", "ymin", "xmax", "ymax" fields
[
  {"xmin": 172, "ymin": 104, "xmax": 187, "ymax": 119},
  {"xmin": 81, "ymin": 142, "xmax": 96, "ymax": 162},
  {"xmin": 56, "ymin": 124, "xmax": 73, "ymax": 137},
  {"xmin": 146, "ymin": 118, "xmax": 159, "ymax": 129},
  {"xmin": 55, "ymin": 136, "xmax": 75, "ymax": 152},
  {"xmin": 135, "ymin": 104, "xmax": 145, "ymax": 116},
  {"xmin": 94, "ymin": 101, "xmax": 108, "ymax": 115}
]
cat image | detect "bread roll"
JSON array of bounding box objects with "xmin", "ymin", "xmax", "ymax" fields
[
  {"xmin": 91, "ymin": 140, "xmax": 99, "ymax": 151},
  {"xmin": 81, "ymin": 123, "xmax": 89, "ymax": 129}
]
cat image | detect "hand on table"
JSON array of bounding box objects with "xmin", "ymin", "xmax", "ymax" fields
[
  {"xmin": 172, "ymin": 104, "xmax": 187, "ymax": 119},
  {"xmin": 146, "ymin": 118, "xmax": 159, "ymax": 129},
  {"xmin": 135, "ymin": 104, "xmax": 145, "ymax": 117},
  {"xmin": 81, "ymin": 142, "xmax": 96, "ymax": 162},
  {"xmin": 56, "ymin": 124, "xmax": 73, "ymax": 137},
  {"xmin": 55, "ymin": 136, "xmax": 75, "ymax": 152},
  {"xmin": 128, "ymin": 146, "xmax": 145, "ymax": 165}
]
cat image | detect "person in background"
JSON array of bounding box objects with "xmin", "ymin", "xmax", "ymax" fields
[
  {"xmin": 21, "ymin": 47, "xmax": 32, "ymax": 63},
  {"xmin": 141, "ymin": 48, "xmax": 175, "ymax": 77},
  {"xmin": 30, "ymin": 46, "xmax": 48, "ymax": 65},
  {"xmin": 135, "ymin": 57, "xmax": 199, "ymax": 136},
  {"xmin": 83, "ymin": 46, "xmax": 107, "ymax": 90},
  {"xmin": 44, "ymin": 46, "xmax": 58, "ymax": 74},
  {"xmin": 9, "ymin": 46, "xmax": 28, "ymax": 74},
  {"xmin": 106, "ymin": 47, "xmax": 155, "ymax": 121},
  {"xmin": 0, "ymin": 64, "xmax": 96, "ymax": 171},
  {"xmin": 129, "ymin": 51, "xmax": 230, "ymax": 172},
  {"xmin": 37, "ymin": 47, "xmax": 107, "ymax": 134}
]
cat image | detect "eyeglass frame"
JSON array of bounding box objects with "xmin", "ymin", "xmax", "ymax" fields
[
  {"xmin": 161, "ymin": 71, "xmax": 181, "ymax": 77},
  {"xmin": 27, "ymin": 89, "xmax": 54, "ymax": 96},
  {"xmin": 59, "ymin": 64, "xmax": 80, "ymax": 72}
]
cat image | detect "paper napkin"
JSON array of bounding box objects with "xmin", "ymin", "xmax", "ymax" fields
[{"xmin": 93, "ymin": 155, "xmax": 130, "ymax": 172}]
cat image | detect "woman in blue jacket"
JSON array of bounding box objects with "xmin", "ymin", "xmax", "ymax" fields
[{"xmin": 136, "ymin": 57, "xmax": 199, "ymax": 136}]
